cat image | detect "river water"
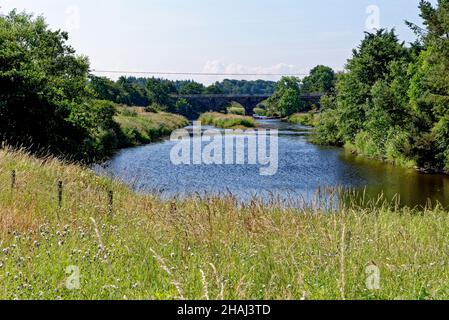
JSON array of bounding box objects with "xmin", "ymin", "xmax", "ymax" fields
[{"xmin": 95, "ymin": 120, "xmax": 449, "ymax": 208}]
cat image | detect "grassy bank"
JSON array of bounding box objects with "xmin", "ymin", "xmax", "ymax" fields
[
  {"xmin": 1, "ymin": 149, "xmax": 449, "ymax": 300},
  {"xmin": 198, "ymin": 112, "xmax": 255, "ymax": 129},
  {"xmin": 115, "ymin": 106, "xmax": 189, "ymax": 146},
  {"xmin": 288, "ymin": 113, "xmax": 321, "ymax": 127}
]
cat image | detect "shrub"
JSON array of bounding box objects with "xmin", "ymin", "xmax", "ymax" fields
[
  {"xmin": 353, "ymin": 131, "xmax": 380, "ymax": 158},
  {"xmin": 313, "ymin": 109, "xmax": 342, "ymax": 145},
  {"xmin": 432, "ymin": 116, "xmax": 449, "ymax": 170},
  {"xmin": 288, "ymin": 113, "xmax": 320, "ymax": 127}
]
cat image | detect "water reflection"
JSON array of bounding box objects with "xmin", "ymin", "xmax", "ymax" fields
[{"xmin": 95, "ymin": 120, "xmax": 449, "ymax": 208}]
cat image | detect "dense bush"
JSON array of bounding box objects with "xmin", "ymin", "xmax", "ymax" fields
[
  {"xmin": 253, "ymin": 107, "xmax": 267, "ymax": 116},
  {"xmin": 288, "ymin": 113, "xmax": 320, "ymax": 127},
  {"xmin": 0, "ymin": 11, "xmax": 186, "ymax": 162},
  {"xmin": 0, "ymin": 11, "xmax": 116, "ymax": 161},
  {"xmin": 314, "ymin": 1, "xmax": 449, "ymax": 172}
]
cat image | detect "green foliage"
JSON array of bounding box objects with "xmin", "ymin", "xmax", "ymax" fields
[
  {"xmin": 278, "ymin": 88, "xmax": 303, "ymax": 117},
  {"xmin": 117, "ymin": 77, "xmax": 150, "ymax": 106},
  {"xmin": 313, "ymin": 108, "xmax": 342, "ymax": 145},
  {"xmin": 209, "ymin": 79, "xmax": 276, "ymax": 95},
  {"xmin": 174, "ymin": 98, "xmax": 193, "ymax": 116},
  {"xmin": 288, "ymin": 113, "xmax": 320, "ymax": 127},
  {"xmin": 89, "ymin": 76, "xmax": 127, "ymax": 103},
  {"xmin": 266, "ymin": 76, "xmax": 305, "ymax": 117},
  {"xmin": 314, "ymin": 3, "xmax": 449, "ymax": 171},
  {"xmin": 0, "ymin": 11, "xmax": 188, "ymax": 161},
  {"xmin": 314, "ymin": 28, "xmax": 423, "ymax": 168},
  {"xmin": 178, "ymin": 81, "xmax": 205, "ymax": 95},
  {"xmin": 254, "ymin": 100, "xmax": 279, "ymax": 117},
  {"xmin": 302, "ymin": 65, "xmax": 336, "ymax": 94},
  {"xmin": 253, "ymin": 107, "xmax": 267, "ymax": 116},
  {"xmin": 0, "ymin": 10, "xmax": 104, "ymax": 160},
  {"xmin": 145, "ymin": 78, "xmax": 176, "ymax": 111},
  {"xmin": 432, "ymin": 115, "xmax": 449, "ymax": 170},
  {"xmin": 204, "ymin": 83, "xmax": 224, "ymax": 94}
]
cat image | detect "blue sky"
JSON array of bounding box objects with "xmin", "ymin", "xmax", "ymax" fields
[{"xmin": 1, "ymin": 0, "xmax": 436, "ymax": 83}]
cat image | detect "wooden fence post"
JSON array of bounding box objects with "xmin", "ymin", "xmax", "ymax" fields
[
  {"xmin": 58, "ymin": 181, "xmax": 63, "ymax": 208},
  {"xmin": 108, "ymin": 190, "xmax": 114, "ymax": 218},
  {"xmin": 11, "ymin": 170, "xmax": 16, "ymax": 190}
]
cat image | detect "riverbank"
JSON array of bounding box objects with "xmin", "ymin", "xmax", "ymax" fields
[
  {"xmin": 287, "ymin": 112, "xmax": 320, "ymax": 127},
  {"xmin": 198, "ymin": 112, "xmax": 255, "ymax": 129},
  {"xmin": 115, "ymin": 106, "xmax": 188, "ymax": 147},
  {"xmin": 285, "ymin": 112, "xmax": 449, "ymax": 176},
  {"xmin": 1, "ymin": 148, "xmax": 449, "ymax": 300}
]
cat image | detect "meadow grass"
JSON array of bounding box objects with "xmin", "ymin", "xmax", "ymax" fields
[
  {"xmin": 1, "ymin": 148, "xmax": 449, "ymax": 300},
  {"xmin": 114, "ymin": 107, "xmax": 189, "ymax": 146},
  {"xmin": 199, "ymin": 112, "xmax": 255, "ymax": 130}
]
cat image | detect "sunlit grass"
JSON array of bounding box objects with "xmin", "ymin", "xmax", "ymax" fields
[
  {"xmin": 199, "ymin": 112, "xmax": 255, "ymax": 130},
  {"xmin": 0, "ymin": 148, "xmax": 449, "ymax": 300},
  {"xmin": 115, "ymin": 107, "xmax": 188, "ymax": 145}
]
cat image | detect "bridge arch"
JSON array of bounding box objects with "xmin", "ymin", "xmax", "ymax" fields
[{"xmin": 174, "ymin": 94, "xmax": 322, "ymax": 118}]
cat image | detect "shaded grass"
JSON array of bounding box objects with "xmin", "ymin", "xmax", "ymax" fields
[
  {"xmin": 1, "ymin": 149, "xmax": 449, "ymax": 300},
  {"xmin": 115, "ymin": 107, "xmax": 189, "ymax": 146},
  {"xmin": 198, "ymin": 112, "xmax": 255, "ymax": 129}
]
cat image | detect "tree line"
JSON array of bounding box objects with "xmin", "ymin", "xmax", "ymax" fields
[
  {"xmin": 0, "ymin": 9, "xmax": 290, "ymax": 160},
  {"xmin": 0, "ymin": 10, "xmax": 121, "ymax": 161},
  {"xmin": 0, "ymin": 11, "xmax": 187, "ymax": 161},
  {"xmin": 255, "ymin": 65, "xmax": 336, "ymax": 117},
  {"xmin": 89, "ymin": 76, "xmax": 277, "ymax": 106},
  {"xmin": 315, "ymin": 0, "xmax": 449, "ymax": 172}
]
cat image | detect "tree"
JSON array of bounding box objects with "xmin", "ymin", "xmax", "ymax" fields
[
  {"xmin": 89, "ymin": 76, "xmax": 125, "ymax": 103},
  {"xmin": 0, "ymin": 11, "xmax": 90, "ymax": 156},
  {"xmin": 409, "ymin": 0, "xmax": 449, "ymax": 168},
  {"xmin": 117, "ymin": 77, "xmax": 149, "ymax": 106},
  {"xmin": 302, "ymin": 65, "xmax": 336, "ymax": 94},
  {"xmin": 174, "ymin": 98, "xmax": 193, "ymax": 116},
  {"xmin": 145, "ymin": 78, "xmax": 175, "ymax": 110},
  {"xmin": 0, "ymin": 11, "xmax": 122, "ymax": 160},
  {"xmin": 266, "ymin": 76, "xmax": 304, "ymax": 117},
  {"xmin": 278, "ymin": 89, "xmax": 303, "ymax": 117},
  {"xmin": 204, "ymin": 83, "xmax": 224, "ymax": 94},
  {"xmin": 178, "ymin": 81, "xmax": 205, "ymax": 95},
  {"xmin": 322, "ymin": 29, "xmax": 409, "ymax": 143}
]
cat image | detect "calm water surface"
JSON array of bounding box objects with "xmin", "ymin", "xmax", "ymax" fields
[{"xmin": 95, "ymin": 120, "xmax": 449, "ymax": 208}]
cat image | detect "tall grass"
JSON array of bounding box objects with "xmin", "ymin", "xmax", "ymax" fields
[
  {"xmin": 1, "ymin": 148, "xmax": 449, "ymax": 300},
  {"xmin": 115, "ymin": 107, "xmax": 188, "ymax": 146},
  {"xmin": 199, "ymin": 112, "xmax": 255, "ymax": 129}
]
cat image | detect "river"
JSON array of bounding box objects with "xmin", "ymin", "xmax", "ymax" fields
[{"xmin": 95, "ymin": 120, "xmax": 449, "ymax": 208}]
